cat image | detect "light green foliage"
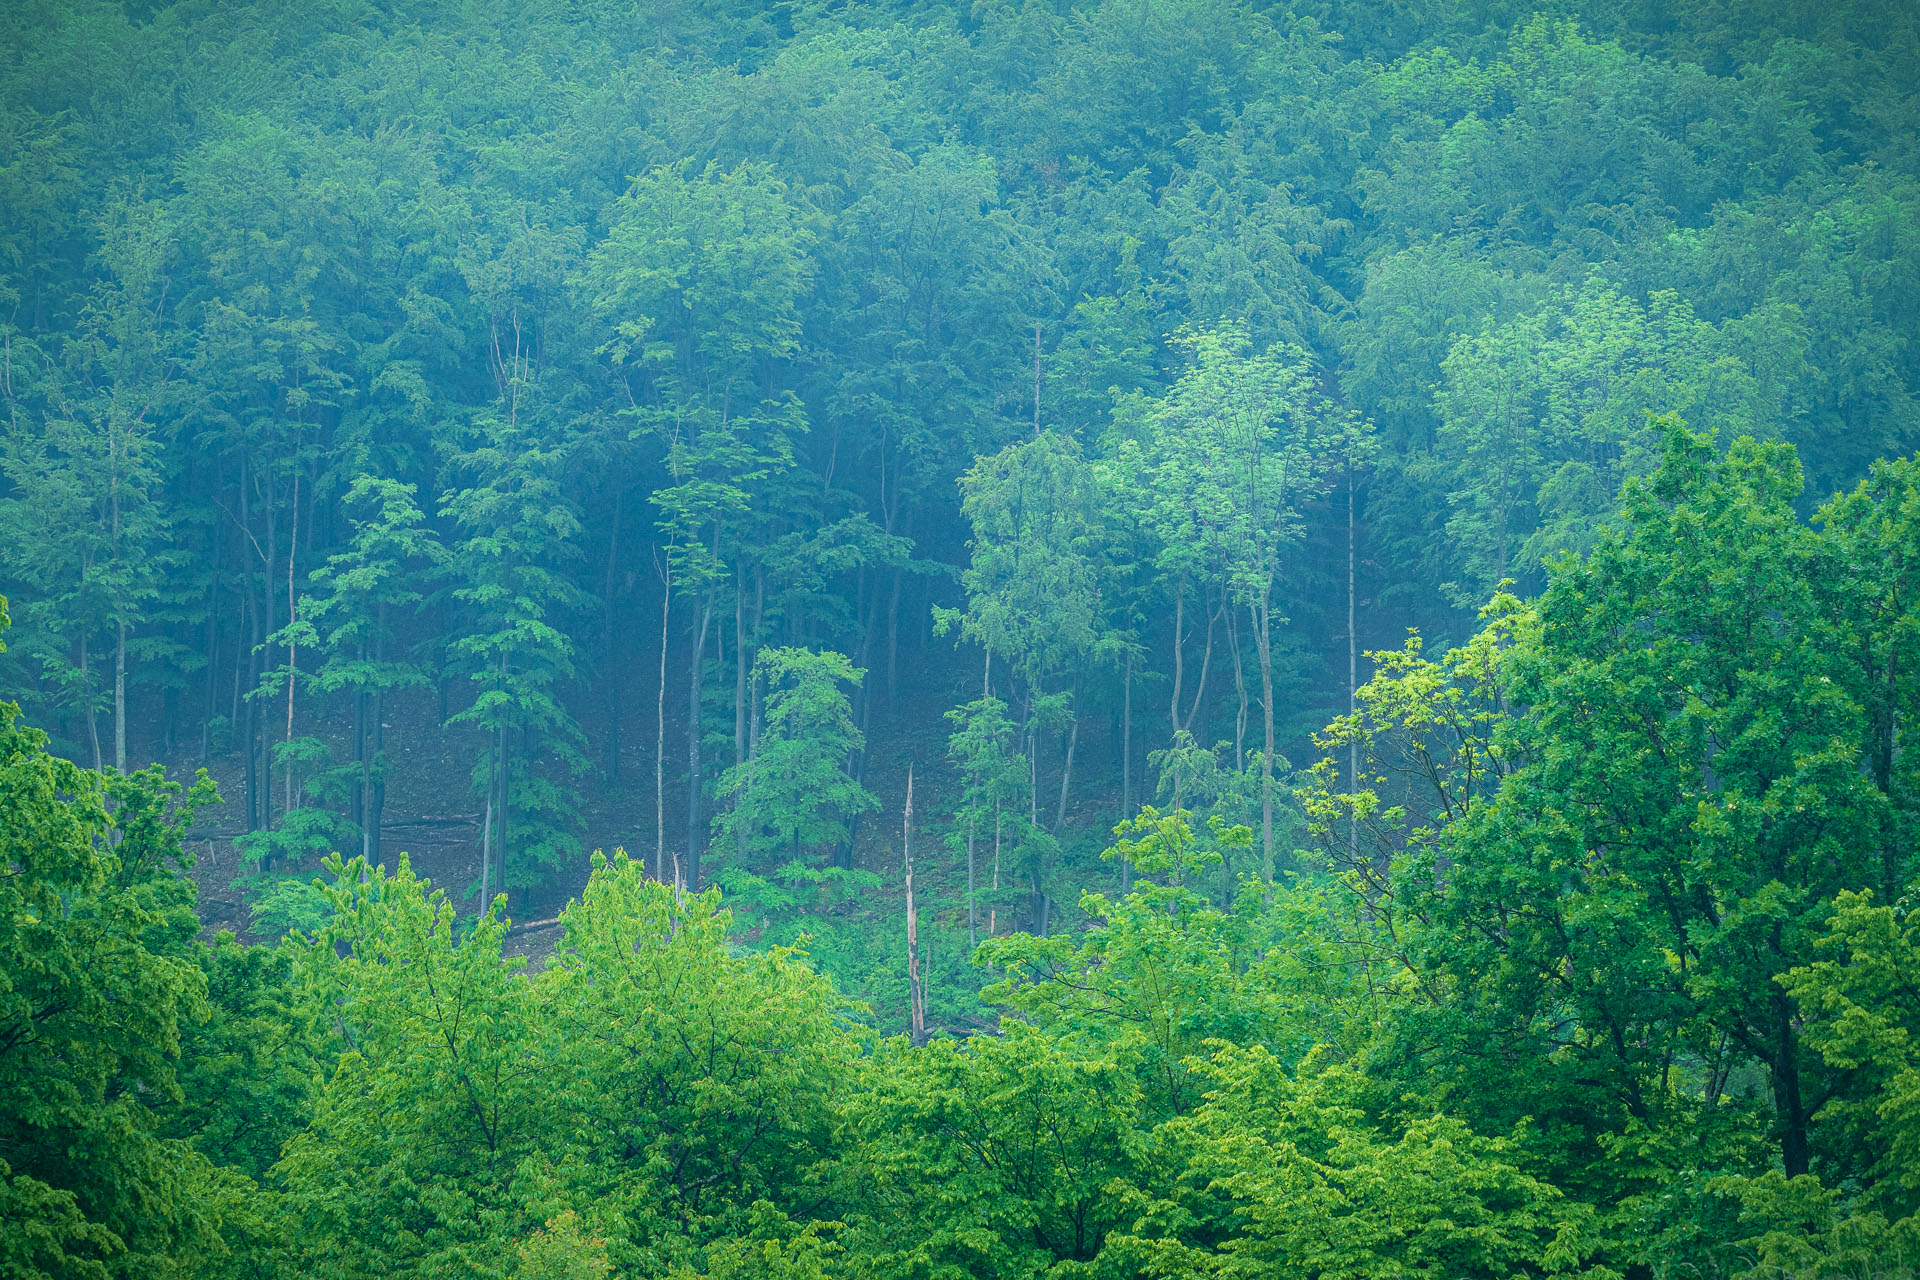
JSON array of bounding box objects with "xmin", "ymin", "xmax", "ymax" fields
[
  {"xmin": 715, "ymin": 647, "xmax": 877, "ymax": 868},
  {"xmin": 951, "ymin": 432, "xmax": 1101, "ymax": 690},
  {"xmin": 273, "ymin": 848, "xmax": 856, "ymax": 1277},
  {"xmin": 0, "ymin": 693, "xmax": 248, "ymax": 1280},
  {"xmin": 1127, "ymin": 1048, "xmax": 1605, "ymax": 1279},
  {"xmin": 842, "ymin": 1023, "xmax": 1148, "ymax": 1279},
  {"xmin": 1431, "ymin": 280, "xmax": 1761, "ymax": 601}
]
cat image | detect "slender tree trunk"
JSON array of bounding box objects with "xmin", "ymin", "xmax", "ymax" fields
[
  {"xmin": 686, "ymin": 593, "xmax": 713, "ymax": 890},
  {"xmin": 1184, "ymin": 595, "xmax": 1220, "ymax": 734},
  {"xmin": 496, "ymin": 720, "xmax": 509, "ymax": 911},
  {"xmin": 356, "ymin": 641, "xmax": 369, "ymax": 861},
  {"xmin": 735, "ymin": 565, "xmax": 748, "ymax": 769},
  {"xmin": 1054, "ymin": 691, "xmax": 1079, "ymax": 832},
  {"xmin": 904, "ymin": 765, "xmax": 924, "ymax": 1041},
  {"xmin": 655, "ymin": 552, "xmax": 671, "ymax": 880},
  {"xmin": 1121, "ymin": 653, "xmax": 1133, "ymax": 893},
  {"xmin": 605, "ymin": 480, "xmax": 624, "ymax": 781},
  {"xmin": 81, "ymin": 635, "xmax": 102, "ymax": 772},
  {"xmin": 1169, "ymin": 588, "xmax": 1184, "ymax": 737},
  {"xmin": 1032, "ymin": 322, "xmax": 1042, "ymax": 436},
  {"xmin": 479, "ymin": 780, "xmax": 493, "ymax": 913},
  {"xmin": 111, "ymin": 431, "xmax": 125, "ymax": 774},
  {"xmin": 990, "ymin": 805, "xmax": 1002, "ymax": 937},
  {"xmin": 260, "ymin": 468, "xmax": 277, "ymax": 826},
  {"xmin": 1254, "ymin": 597, "xmax": 1277, "ymax": 882},
  {"xmin": 1348, "ymin": 467, "xmax": 1360, "ymax": 851},
  {"xmin": 243, "ymin": 591, "xmax": 259, "ymax": 831},
  {"xmin": 370, "ymin": 614, "xmax": 386, "ymax": 864},
  {"xmin": 114, "ymin": 623, "xmax": 126, "ymax": 773},
  {"xmin": 284, "ymin": 472, "xmax": 299, "ymax": 819},
  {"xmin": 967, "ymin": 813, "xmax": 977, "ymax": 949},
  {"xmin": 1226, "ymin": 589, "xmax": 1248, "ymax": 771}
]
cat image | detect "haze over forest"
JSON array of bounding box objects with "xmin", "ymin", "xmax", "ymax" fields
[{"xmin": 4, "ymin": 0, "xmax": 1920, "ymax": 1276}]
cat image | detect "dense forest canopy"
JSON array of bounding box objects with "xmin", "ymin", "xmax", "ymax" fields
[{"xmin": 3, "ymin": 0, "xmax": 1920, "ymax": 1275}]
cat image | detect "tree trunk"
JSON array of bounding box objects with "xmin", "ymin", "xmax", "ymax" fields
[
  {"xmin": 1254, "ymin": 596, "xmax": 1276, "ymax": 882},
  {"xmin": 735, "ymin": 565, "xmax": 748, "ymax": 769},
  {"xmin": 1169, "ymin": 588, "xmax": 1184, "ymax": 737},
  {"xmin": 686, "ymin": 593, "xmax": 713, "ymax": 890},
  {"xmin": 356, "ymin": 641, "xmax": 369, "ymax": 862},
  {"xmin": 245, "ymin": 590, "xmax": 262, "ymax": 832},
  {"xmin": 81, "ymin": 634, "xmax": 102, "ymax": 772},
  {"xmin": 1225, "ymin": 588, "xmax": 1248, "ymax": 771},
  {"xmin": 656, "ymin": 553, "xmax": 671, "ymax": 880},
  {"xmin": 1773, "ymin": 987, "xmax": 1810, "ymax": 1177},
  {"xmin": 904, "ymin": 765, "xmax": 924, "ymax": 1042},
  {"xmin": 114, "ymin": 622, "xmax": 126, "ymax": 773},
  {"xmin": 284, "ymin": 471, "xmax": 299, "ymax": 819},
  {"xmin": 1054, "ymin": 691, "xmax": 1079, "ymax": 832},
  {"xmin": 990, "ymin": 805, "xmax": 1002, "ymax": 937},
  {"xmin": 1348, "ymin": 467, "xmax": 1359, "ymax": 851},
  {"xmin": 967, "ymin": 813, "xmax": 977, "ymax": 949},
  {"xmin": 605, "ymin": 480, "xmax": 625, "ymax": 782},
  {"xmin": 479, "ymin": 782, "xmax": 493, "ymax": 913},
  {"xmin": 370, "ymin": 614, "xmax": 386, "ymax": 864},
  {"xmin": 1121, "ymin": 654, "xmax": 1133, "ymax": 893},
  {"xmin": 1183, "ymin": 595, "xmax": 1221, "ymax": 735}
]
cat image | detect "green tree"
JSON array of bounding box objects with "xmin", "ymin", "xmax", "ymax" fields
[
  {"xmin": 713, "ymin": 647, "xmax": 878, "ymax": 871},
  {"xmin": 1145, "ymin": 325, "xmax": 1354, "ymax": 879},
  {"xmin": 0, "ymin": 662, "xmax": 246, "ymax": 1279},
  {"xmin": 306, "ymin": 475, "xmax": 445, "ymax": 864},
  {"xmin": 586, "ymin": 159, "xmax": 814, "ymax": 888}
]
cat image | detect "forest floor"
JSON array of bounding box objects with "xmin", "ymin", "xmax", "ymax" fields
[{"xmin": 159, "ymin": 641, "xmax": 1070, "ymax": 961}]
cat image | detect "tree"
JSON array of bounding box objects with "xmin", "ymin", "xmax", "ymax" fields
[
  {"xmin": 712, "ymin": 647, "xmax": 877, "ymax": 871},
  {"xmin": 0, "ymin": 651, "xmax": 245, "ymax": 1279},
  {"xmin": 586, "ymin": 159, "xmax": 814, "ymax": 889},
  {"xmin": 1145, "ymin": 325, "xmax": 1354, "ymax": 879},
  {"xmin": 442, "ymin": 413, "xmax": 590, "ymax": 905},
  {"xmin": 304, "ymin": 475, "xmax": 445, "ymax": 864}
]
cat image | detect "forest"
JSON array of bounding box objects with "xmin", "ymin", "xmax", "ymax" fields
[{"xmin": 3, "ymin": 0, "xmax": 1920, "ymax": 1274}]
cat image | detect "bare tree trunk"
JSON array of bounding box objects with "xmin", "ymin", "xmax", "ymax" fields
[
  {"xmin": 967, "ymin": 813, "xmax": 977, "ymax": 949},
  {"xmin": 284, "ymin": 471, "xmax": 299, "ymax": 818},
  {"xmin": 655, "ymin": 551, "xmax": 671, "ymax": 880},
  {"xmin": 735, "ymin": 566, "xmax": 748, "ymax": 768},
  {"xmin": 1169, "ymin": 588, "xmax": 1183, "ymax": 737},
  {"xmin": 1032, "ymin": 322, "xmax": 1042, "ymax": 436},
  {"xmin": 1226, "ymin": 588, "xmax": 1248, "ymax": 771},
  {"xmin": 1121, "ymin": 653, "xmax": 1133, "ymax": 893},
  {"xmin": 494, "ymin": 651, "xmax": 509, "ymax": 908},
  {"xmin": 904, "ymin": 765, "xmax": 924, "ymax": 1041},
  {"xmin": 990, "ymin": 804, "xmax": 1001, "ymax": 937},
  {"xmin": 479, "ymin": 784, "xmax": 493, "ymax": 913},
  {"xmin": 1348, "ymin": 467, "xmax": 1359, "ymax": 851},
  {"xmin": 605, "ymin": 480, "xmax": 624, "ymax": 781},
  {"xmin": 1054, "ymin": 692, "xmax": 1079, "ymax": 832},
  {"xmin": 356, "ymin": 642, "xmax": 369, "ymax": 861},
  {"xmin": 370, "ymin": 613, "xmax": 386, "ymax": 864},
  {"xmin": 686, "ymin": 592, "xmax": 713, "ymax": 890},
  {"xmin": 81, "ymin": 635, "xmax": 102, "ymax": 772},
  {"xmin": 1254, "ymin": 596, "xmax": 1277, "ymax": 882},
  {"xmin": 114, "ymin": 623, "xmax": 126, "ymax": 773},
  {"xmin": 1183, "ymin": 595, "xmax": 1221, "ymax": 734}
]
